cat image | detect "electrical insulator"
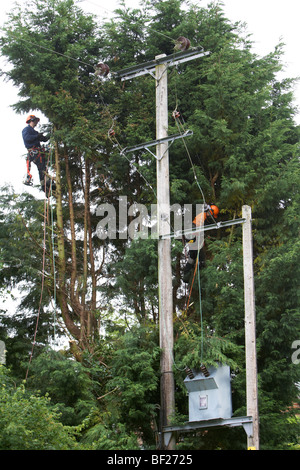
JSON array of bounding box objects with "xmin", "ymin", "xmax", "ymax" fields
[
  {"xmin": 108, "ymin": 129, "xmax": 115, "ymax": 137},
  {"xmin": 174, "ymin": 36, "xmax": 191, "ymax": 51},
  {"xmin": 185, "ymin": 367, "xmax": 195, "ymax": 379},
  {"xmin": 95, "ymin": 62, "xmax": 110, "ymax": 77},
  {"xmin": 200, "ymin": 364, "xmax": 210, "ymax": 377},
  {"xmin": 172, "ymin": 110, "xmax": 180, "ymax": 119}
]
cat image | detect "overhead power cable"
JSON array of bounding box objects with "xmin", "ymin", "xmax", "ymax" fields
[{"xmin": 172, "ymin": 110, "xmax": 206, "ymax": 205}]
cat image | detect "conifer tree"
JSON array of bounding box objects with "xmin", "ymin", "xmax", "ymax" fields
[{"xmin": 1, "ymin": 0, "xmax": 111, "ymax": 350}]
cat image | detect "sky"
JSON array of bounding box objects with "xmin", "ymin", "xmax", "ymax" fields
[{"xmin": 0, "ymin": 0, "xmax": 299, "ymax": 194}]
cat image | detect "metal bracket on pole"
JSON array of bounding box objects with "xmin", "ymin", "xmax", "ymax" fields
[
  {"xmin": 243, "ymin": 420, "xmax": 254, "ymax": 438},
  {"xmin": 116, "ymin": 48, "xmax": 210, "ymax": 81},
  {"xmin": 162, "ymin": 431, "xmax": 173, "ymax": 449},
  {"xmin": 121, "ymin": 130, "xmax": 193, "ymax": 160}
]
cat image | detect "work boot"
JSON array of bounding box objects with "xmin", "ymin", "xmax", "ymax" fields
[{"xmin": 23, "ymin": 174, "xmax": 33, "ymax": 186}]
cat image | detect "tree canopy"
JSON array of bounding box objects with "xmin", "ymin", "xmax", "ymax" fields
[{"xmin": 0, "ymin": 0, "xmax": 299, "ymax": 450}]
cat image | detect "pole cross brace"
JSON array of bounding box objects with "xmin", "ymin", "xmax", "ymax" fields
[
  {"xmin": 116, "ymin": 48, "xmax": 210, "ymax": 81},
  {"xmin": 162, "ymin": 416, "xmax": 254, "ymax": 447},
  {"xmin": 121, "ymin": 130, "xmax": 193, "ymax": 160}
]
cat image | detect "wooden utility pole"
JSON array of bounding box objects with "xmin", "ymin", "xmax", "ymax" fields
[
  {"xmin": 242, "ymin": 205, "xmax": 259, "ymax": 450},
  {"xmin": 155, "ymin": 55, "xmax": 175, "ymax": 449}
]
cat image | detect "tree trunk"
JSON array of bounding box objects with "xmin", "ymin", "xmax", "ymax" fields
[
  {"xmin": 64, "ymin": 149, "xmax": 77, "ymax": 303},
  {"xmin": 54, "ymin": 136, "xmax": 80, "ymax": 340}
]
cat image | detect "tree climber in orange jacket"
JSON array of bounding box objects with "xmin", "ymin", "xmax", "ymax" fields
[{"xmin": 183, "ymin": 204, "xmax": 219, "ymax": 283}]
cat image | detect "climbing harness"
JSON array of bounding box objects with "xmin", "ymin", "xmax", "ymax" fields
[
  {"xmin": 24, "ymin": 145, "xmax": 48, "ymax": 187},
  {"xmin": 171, "ymin": 103, "xmax": 220, "ymax": 368},
  {"xmin": 23, "ymin": 143, "xmax": 56, "ymax": 195}
]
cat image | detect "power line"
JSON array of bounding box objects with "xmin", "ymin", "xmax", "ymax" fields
[
  {"xmin": 15, "ymin": 34, "xmax": 95, "ymax": 69},
  {"xmin": 76, "ymin": 0, "xmax": 116, "ymax": 16},
  {"xmin": 173, "ymin": 112, "xmax": 206, "ymax": 205}
]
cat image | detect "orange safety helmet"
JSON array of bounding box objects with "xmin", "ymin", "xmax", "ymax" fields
[
  {"xmin": 209, "ymin": 204, "xmax": 219, "ymax": 218},
  {"xmin": 193, "ymin": 204, "xmax": 219, "ymax": 226},
  {"xmin": 26, "ymin": 114, "xmax": 40, "ymax": 124}
]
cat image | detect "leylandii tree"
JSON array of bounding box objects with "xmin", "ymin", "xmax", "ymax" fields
[{"xmin": 0, "ymin": 0, "xmax": 115, "ymax": 350}]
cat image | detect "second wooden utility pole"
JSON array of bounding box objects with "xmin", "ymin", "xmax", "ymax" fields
[
  {"xmin": 242, "ymin": 205, "xmax": 259, "ymax": 450},
  {"xmin": 156, "ymin": 55, "xmax": 175, "ymax": 450}
]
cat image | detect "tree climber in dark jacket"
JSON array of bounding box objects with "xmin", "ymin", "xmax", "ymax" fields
[
  {"xmin": 183, "ymin": 204, "xmax": 219, "ymax": 283},
  {"xmin": 22, "ymin": 114, "xmax": 54, "ymax": 192}
]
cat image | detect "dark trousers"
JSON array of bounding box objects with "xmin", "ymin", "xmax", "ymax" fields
[{"xmin": 183, "ymin": 231, "xmax": 206, "ymax": 283}]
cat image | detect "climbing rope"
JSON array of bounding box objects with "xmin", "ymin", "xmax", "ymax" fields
[
  {"xmin": 25, "ymin": 184, "xmax": 48, "ymax": 380},
  {"xmin": 171, "ymin": 107, "xmax": 207, "ymax": 365},
  {"xmin": 196, "ymin": 235, "xmax": 204, "ymax": 364}
]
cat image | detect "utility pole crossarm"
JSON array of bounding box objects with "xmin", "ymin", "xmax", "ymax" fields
[
  {"xmin": 116, "ymin": 48, "xmax": 210, "ymax": 81},
  {"xmin": 121, "ymin": 130, "xmax": 193, "ymax": 156},
  {"xmin": 160, "ymin": 217, "xmax": 246, "ymax": 239}
]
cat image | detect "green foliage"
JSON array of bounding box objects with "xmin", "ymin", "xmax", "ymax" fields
[
  {"xmin": 105, "ymin": 324, "xmax": 160, "ymax": 445},
  {"xmin": 112, "ymin": 238, "xmax": 159, "ymax": 322},
  {"xmin": 26, "ymin": 350, "xmax": 99, "ymax": 425},
  {"xmin": 0, "ymin": 366, "xmax": 78, "ymax": 450},
  {"xmin": 174, "ymin": 317, "xmax": 243, "ymax": 372},
  {"xmin": 0, "ymin": 187, "xmax": 61, "ymax": 377},
  {"xmin": 79, "ymin": 411, "xmax": 141, "ymax": 450}
]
